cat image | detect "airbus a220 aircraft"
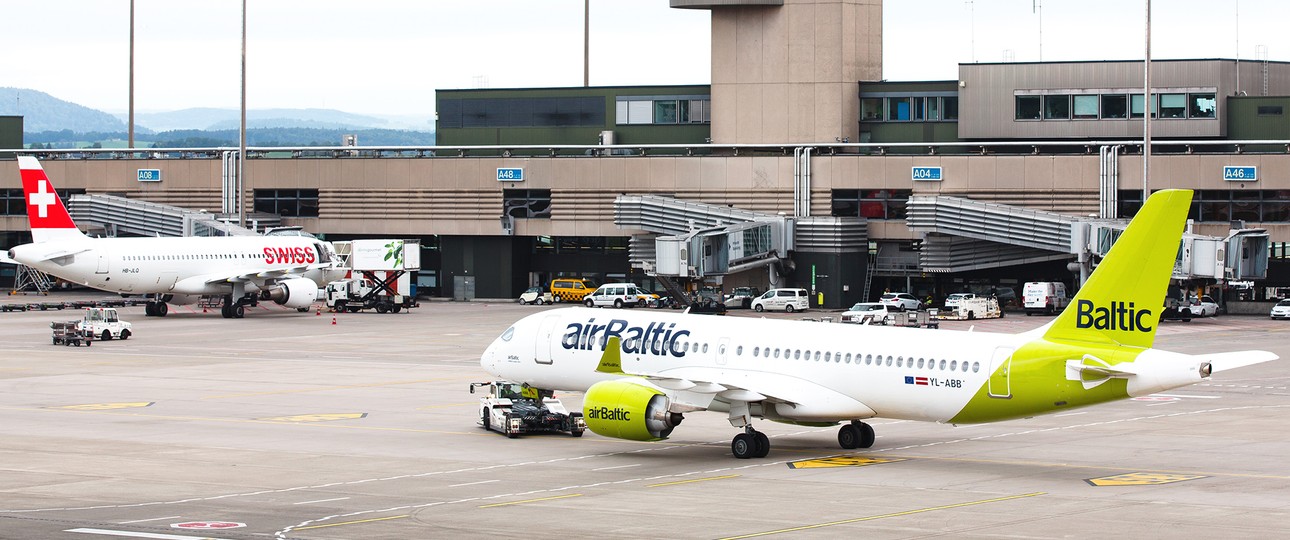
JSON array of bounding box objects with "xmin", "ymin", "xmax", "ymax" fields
[
  {"xmin": 482, "ymin": 189, "xmax": 1277, "ymax": 459},
  {"xmin": 4, "ymin": 156, "xmax": 343, "ymax": 318}
]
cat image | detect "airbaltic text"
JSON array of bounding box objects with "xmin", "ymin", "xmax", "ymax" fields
[
  {"xmin": 1075, "ymin": 299, "xmax": 1153, "ymax": 332},
  {"xmin": 562, "ymin": 318, "xmax": 691, "ymax": 358}
]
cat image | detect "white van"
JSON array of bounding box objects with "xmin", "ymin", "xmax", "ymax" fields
[
  {"xmin": 1023, "ymin": 281, "xmax": 1069, "ymax": 315},
  {"xmin": 584, "ymin": 282, "xmax": 645, "ymax": 308},
  {"xmin": 751, "ymin": 288, "xmax": 810, "ymax": 313}
]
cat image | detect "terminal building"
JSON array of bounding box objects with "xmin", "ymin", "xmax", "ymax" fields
[{"xmin": 3, "ymin": 0, "xmax": 1290, "ymax": 307}]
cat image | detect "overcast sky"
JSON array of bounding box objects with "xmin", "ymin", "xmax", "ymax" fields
[{"xmin": 1, "ymin": 0, "xmax": 1285, "ymax": 118}]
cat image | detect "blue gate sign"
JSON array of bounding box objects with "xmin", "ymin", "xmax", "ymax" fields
[
  {"xmin": 911, "ymin": 166, "xmax": 942, "ymax": 181},
  {"xmin": 137, "ymin": 169, "xmax": 161, "ymax": 182},
  {"xmin": 496, "ymin": 168, "xmax": 524, "ymax": 182},
  {"xmin": 1222, "ymin": 166, "xmax": 1257, "ymax": 182}
]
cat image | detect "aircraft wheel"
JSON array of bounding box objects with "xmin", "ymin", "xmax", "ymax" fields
[
  {"xmin": 232, "ymin": 305, "xmax": 245, "ymax": 319},
  {"xmin": 857, "ymin": 421, "xmax": 875, "ymax": 448},
  {"xmin": 752, "ymin": 431, "xmax": 770, "ymax": 458},
  {"xmin": 838, "ymin": 423, "xmax": 860, "ymax": 449},
  {"xmin": 101, "ymin": 330, "xmax": 112, "ymax": 342},
  {"xmin": 731, "ymin": 433, "xmax": 756, "ymax": 459},
  {"xmin": 156, "ymin": 302, "xmax": 168, "ymax": 316},
  {"xmin": 144, "ymin": 303, "xmax": 155, "ymax": 317},
  {"xmin": 221, "ymin": 304, "xmax": 232, "ymax": 318}
]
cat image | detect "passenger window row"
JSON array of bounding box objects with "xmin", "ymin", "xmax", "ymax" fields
[{"xmin": 745, "ymin": 345, "xmax": 980, "ymax": 373}]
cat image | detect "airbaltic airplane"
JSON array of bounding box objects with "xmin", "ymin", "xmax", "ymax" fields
[
  {"xmin": 4, "ymin": 156, "xmax": 343, "ymax": 318},
  {"xmin": 482, "ymin": 189, "xmax": 1277, "ymax": 459}
]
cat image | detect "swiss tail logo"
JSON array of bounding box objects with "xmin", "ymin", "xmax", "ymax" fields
[
  {"xmin": 1044, "ymin": 189, "xmax": 1193, "ymax": 349},
  {"xmin": 18, "ymin": 156, "xmax": 83, "ymax": 242}
]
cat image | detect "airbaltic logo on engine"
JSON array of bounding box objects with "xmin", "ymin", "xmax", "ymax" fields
[
  {"xmin": 562, "ymin": 318, "xmax": 691, "ymax": 357},
  {"xmin": 586, "ymin": 406, "xmax": 631, "ymax": 421},
  {"xmin": 1075, "ymin": 299, "xmax": 1153, "ymax": 332}
]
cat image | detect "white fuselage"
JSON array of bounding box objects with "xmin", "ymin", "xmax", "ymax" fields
[
  {"xmin": 483, "ymin": 307, "xmax": 1035, "ymax": 424},
  {"xmin": 9, "ymin": 235, "xmax": 343, "ymax": 296}
]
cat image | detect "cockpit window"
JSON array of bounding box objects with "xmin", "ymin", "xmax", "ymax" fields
[{"xmin": 500, "ymin": 326, "xmax": 515, "ymax": 341}]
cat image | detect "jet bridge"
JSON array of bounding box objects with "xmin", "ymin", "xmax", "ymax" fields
[{"xmin": 68, "ymin": 193, "xmax": 280, "ymax": 237}]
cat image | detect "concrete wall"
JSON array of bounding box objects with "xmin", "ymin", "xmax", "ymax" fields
[{"xmin": 708, "ymin": 0, "xmax": 881, "ymax": 144}]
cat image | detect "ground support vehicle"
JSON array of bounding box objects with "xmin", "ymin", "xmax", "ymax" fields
[
  {"xmin": 471, "ymin": 381, "xmax": 586, "ymax": 438},
  {"xmin": 77, "ymin": 307, "xmax": 133, "ymax": 341},
  {"xmin": 1022, "ymin": 282, "xmax": 1070, "ymax": 315},
  {"xmin": 325, "ymin": 273, "xmax": 415, "ymax": 314},
  {"xmin": 723, "ymin": 287, "xmax": 762, "ymax": 309},
  {"xmin": 938, "ymin": 297, "xmax": 1002, "ymax": 320},
  {"xmin": 50, "ymin": 320, "xmax": 93, "ymax": 346}
]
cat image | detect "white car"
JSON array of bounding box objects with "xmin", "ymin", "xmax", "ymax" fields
[
  {"xmin": 1189, "ymin": 295, "xmax": 1219, "ymax": 317},
  {"xmin": 1271, "ymin": 299, "xmax": 1290, "ymax": 320},
  {"xmin": 841, "ymin": 302, "xmax": 889, "ymax": 324},
  {"xmin": 584, "ymin": 283, "xmax": 645, "ymax": 308},
  {"xmin": 879, "ymin": 292, "xmax": 921, "ymax": 312},
  {"xmin": 751, "ymin": 288, "xmax": 809, "ymax": 313},
  {"xmin": 518, "ymin": 286, "xmax": 553, "ymax": 305}
]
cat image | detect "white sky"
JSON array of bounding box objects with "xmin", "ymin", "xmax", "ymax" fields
[{"xmin": 1, "ymin": 1, "xmax": 1286, "ymax": 117}]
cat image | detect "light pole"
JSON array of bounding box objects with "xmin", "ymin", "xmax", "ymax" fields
[
  {"xmin": 1143, "ymin": 0, "xmax": 1151, "ymax": 203},
  {"xmin": 238, "ymin": 0, "xmax": 247, "ymax": 228}
]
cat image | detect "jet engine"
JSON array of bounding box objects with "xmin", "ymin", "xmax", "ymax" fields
[
  {"xmin": 263, "ymin": 277, "xmax": 319, "ymax": 309},
  {"xmin": 582, "ymin": 380, "xmax": 683, "ymax": 441},
  {"xmin": 158, "ymin": 294, "xmax": 200, "ymax": 305}
]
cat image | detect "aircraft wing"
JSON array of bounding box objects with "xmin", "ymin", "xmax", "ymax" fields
[
  {"xmin": 203, "ymin": 263, "xmax": 334, "ymax": 284},
  {"xmin": 598, "ymin": 337, "xmax": 875, "ymax": 420}
]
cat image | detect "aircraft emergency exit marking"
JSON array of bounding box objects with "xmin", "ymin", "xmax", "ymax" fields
[{"xmin": 29, "ymin": 180, "xmax": 56, "ymax": 218}]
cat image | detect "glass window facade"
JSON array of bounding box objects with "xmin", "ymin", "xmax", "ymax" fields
[
  {"xmin": 831, "ymin": 189, "xmax": 913, "ymax": 220},
  {"xmin": 1016, "ymin": 89, "xmax": 1215, "ymax": 122},
  {"xmin": 615, "ymin": 96, "xmax": 711, "ymax": 125},
  {"xmin": 860, "ymin": 95, "xmax": 958, "ymax": 123},
  {"xmin": 503, "ymin": 189, "xmax": 552, "ymax": 219},
  {"xmin": 438, "ymin": 96, "xmax": 605, "ymax": 128},
  {"xmin": 1120, "ymin": 190, "xmax": 1290, "ymax": 223},
  {"xmin": 254, "ymin": 189, "xmax": 319, "ymax": 217}
]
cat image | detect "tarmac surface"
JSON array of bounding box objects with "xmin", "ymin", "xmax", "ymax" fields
[{"xmin": 1, "ymin": 292, "xmax": 1287, "ymax": 539}]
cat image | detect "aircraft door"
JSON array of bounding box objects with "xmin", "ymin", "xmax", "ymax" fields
[
  {"xmin": 535, "ymin": 314, "xmax": 560, "ymax": 365},
  {"xmin": 988, "ymin": 346, "xmax": 1013, "ymax": 399},
  {"xmin": 95, "ymin": 254, "xmax": 109, "ymax": 274},
  {"xmin": 716, "ymin": 337, "xmax": 730, "ymax": 365}
]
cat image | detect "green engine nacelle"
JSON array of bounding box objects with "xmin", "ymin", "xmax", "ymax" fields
[{"xmin": 583, "ymin": 380, "xmax": 683, "ymax": 441}]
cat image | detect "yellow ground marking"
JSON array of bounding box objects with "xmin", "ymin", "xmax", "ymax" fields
[
  {"xmin": 1086, "ymin": 472, "xmax": 1208, "ymax": 486},
  {"xmin": 202, "ymin": 378, "xmax": 454, "ymax": 400},
  {"xmin": 49, "ymin": 402, "xmax": 154, "ymax": 411},
  {"xmin": 478, "ymin": 493, "xmax": 583, "ymax": 508},
  {"xmin": 646, "ymin": 474, "xmax": 741, "ymax": 488},
  {"xmin": 255, "ymin": 413, "xmax": 367, "ymax": 422},
  {"xmin": 293, "ymin": 514, "xmax": 409, "ymax": 531},
  {"xmin": 719, "ymin": 492, "xmax": 1046, "ymax": 539},
  {"xmin": 787, "ymin": 456, "xmax": 905, "ymax": 469}
]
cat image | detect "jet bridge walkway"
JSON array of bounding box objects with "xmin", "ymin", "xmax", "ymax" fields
[{"xmin": 68, "ymin": 194, "xmax": 280, "ymax": 237}]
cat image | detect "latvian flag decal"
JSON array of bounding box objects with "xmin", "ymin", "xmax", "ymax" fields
[{"xmin": 904, "ymin": 376, "xmax": 929, "ymax": 386}]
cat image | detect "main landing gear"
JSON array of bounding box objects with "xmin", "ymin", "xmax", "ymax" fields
[
  {"xmin": 143, "ymin": 300, "xmax": 169, "ymax": 317},
  {"xmin": 837, "ymin": 420, "xmax": 875, "ymax": 450},
  {"xmin": 731, "ymin": 425, "xmax": 771, "ymax": 459},
  {"xmin": 219, "ymin": 294, "xmax": 250, "ymax": 319}
]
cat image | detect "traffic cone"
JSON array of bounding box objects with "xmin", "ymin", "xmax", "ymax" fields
[
  {"xmin": 331, "ymin": 316, "xmax": 337, "ymax": 325},
  {"xmin": 316, "ymin": 308, "xmax": 321, "ymax": 316}
]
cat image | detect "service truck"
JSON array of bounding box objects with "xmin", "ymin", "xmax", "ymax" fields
[
  {"xmin": 326, "ymin": 239, "xmax": 420, "ymax": 314},
  {"xmin": 470, "ymin": 381, "xmax": 586, "ymax": 438}
]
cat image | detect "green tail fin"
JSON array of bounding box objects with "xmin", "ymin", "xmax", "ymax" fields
[
  {"xmin": 1044, "ymin": 189, "xmax": 1193, "ymax": 349},
  {"xmin": 596, "ymin": 336, "xmax": 625, "ymax": 374}
]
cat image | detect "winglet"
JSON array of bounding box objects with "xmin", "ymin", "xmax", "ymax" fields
[
  {"xmin": 596, "ymin": 336, "xmax": 625, "ymax": 374},
  {"xmin": 1044, "ymin": 189, "xmax": 1192, "ymax": 349}
]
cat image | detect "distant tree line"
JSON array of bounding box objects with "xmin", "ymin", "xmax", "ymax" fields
[{"xmin": 25, "ymin": 127, "xmax": 435, "ymax": 148}]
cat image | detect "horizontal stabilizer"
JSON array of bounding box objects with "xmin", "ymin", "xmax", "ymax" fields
[{"xmin": 1197, "ymin": 350, "xmax": 1278, "ymax": 374}]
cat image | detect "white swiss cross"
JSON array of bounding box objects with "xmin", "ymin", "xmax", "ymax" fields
[{"xmin": 29, "ymin": 179, "xmax": 57, "ymax": 218}]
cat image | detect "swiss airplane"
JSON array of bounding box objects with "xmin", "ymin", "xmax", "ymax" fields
[
  {"xmin": 4, "ymin": 156, "xmax": 344, "ymax": 318},
  {"xmin": 481, "ymin": 189, "xmax": 1278, "ymax": 459}
]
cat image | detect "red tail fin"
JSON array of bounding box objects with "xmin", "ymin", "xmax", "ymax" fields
[{"xmin": 18, "ymin": 156, "xmax": 84, "ymax": 242}]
